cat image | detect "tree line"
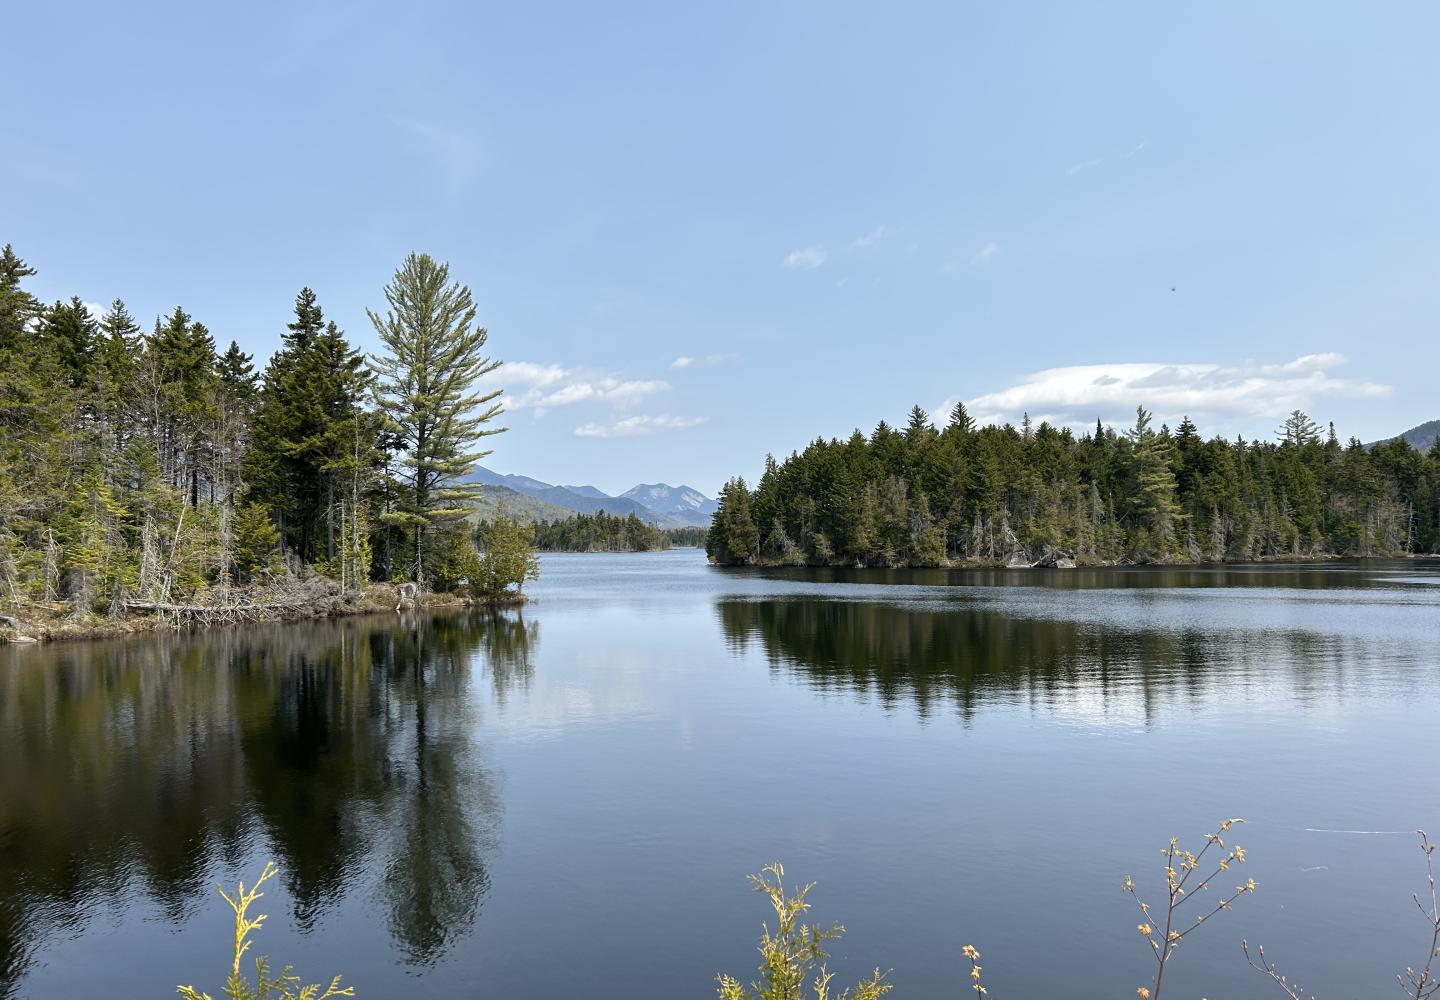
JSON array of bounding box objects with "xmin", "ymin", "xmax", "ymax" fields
[
  {"xmin": 0, "ymin": 242, "xmax": 531, "ymax": 614},
  {"xmin": 708, "ymin": 402, "xmax": 1440, "ymax": 567},
  {"xmin": 520, "ymin": 511, "xmax": 671, "ymax": 552},
  {"xmin": 484, "ymin": 512, "xmax": 709, "ymax": 552}
]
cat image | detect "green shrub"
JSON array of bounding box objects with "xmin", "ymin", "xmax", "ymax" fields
[
  {"xmin": 177, "ymin": 861, "xmax": 352, "ymax": 1000},
  {"xmin": 716, "ymin": 862, "xmax": 890, "ymax": 1000}
]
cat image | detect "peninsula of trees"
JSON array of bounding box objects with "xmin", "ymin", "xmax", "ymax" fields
[
  {"xmin": 0, "ymin": 243, "xmax": 534, "ymax": 632},
  {"xmin": 487, "ymin": 511, "xmax": 708, "ymax": 552},
  {"xmin": 524, "ymin": 511, "xmax": 671, "ymax": 552},
  {"xmin": 707, "ymin": 403, "xmax": 1440, "ymax": 568}
]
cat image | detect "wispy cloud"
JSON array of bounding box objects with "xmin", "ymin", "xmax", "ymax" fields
[
  {"xmin": 850, "ymin": 225, "xmax": 891, "ymax": 249},
  {"xmin": 493, "ymin": 361, "xmax": 669, "ymax": 416},
  {"xmin": 942, "ymin": 242, "xmax": 1001, "ymax": 272},
  {"xmin": 574, "ymin": 414, "xmax": 707, "ymax": 438},
  {"xmin": 671, "ymin": 352, "xmax": 741, "ymax": 370},
  {"xmin": 782, "ymin": 245, "xmax": 827, "ymax": 270},
  {"xmin": 951, "ymin": 354, "xmax": 1390, "ymax": 433},
  {"xmin": 1064, "ymin": 138, "xmax": 1149, "ymax": 177},
  {"xmin": 1064, "ymin": 156, "xmax": 1104, "ymax": 176}
]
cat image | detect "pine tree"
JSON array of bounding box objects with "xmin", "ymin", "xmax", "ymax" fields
[
  {"xmin": 1277, "ymin": 409, "xmax": 1322, "ymax": 447},
  {"xmin": 367, "ymin": 253, "xmax": 504, "ymax": 586}
]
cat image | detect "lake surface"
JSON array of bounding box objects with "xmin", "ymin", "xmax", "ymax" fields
[{"xmin": 3, "ymin": 552, "xmax": 1440, "ymax": 998}]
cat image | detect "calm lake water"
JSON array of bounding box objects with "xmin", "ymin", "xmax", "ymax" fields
[{"xmin": 3, "ymin": 551, "xmax": 1440, "ymax": 998}]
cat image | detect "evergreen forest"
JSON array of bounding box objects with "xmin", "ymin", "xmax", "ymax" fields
[
  {"xmin": 707, "ymin": 402, "xmax": 1440, "ymax": 567},
  {"xmin": 0, "ymin": 243, "xmax": 530, "ymax": 616},
  {"xmin": 522, "ymin": 511, "xmax": 671, "ymax": 552}
]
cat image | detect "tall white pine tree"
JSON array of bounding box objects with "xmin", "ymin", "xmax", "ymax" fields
[{"xmin": 367, "ymin": 253, "xmax": 504, "ymax": 586}]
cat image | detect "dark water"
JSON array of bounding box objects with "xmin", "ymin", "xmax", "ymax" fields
[{"xmin": 3, "ymin": 553, "xmax": 1439, "ymax": 998}]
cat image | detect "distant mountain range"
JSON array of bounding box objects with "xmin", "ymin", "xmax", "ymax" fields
[
  {"xmin": 1371, "ymin": 419, "xmax": 1440, "ymax": 454},
  {"xmin": 466, "ymin": 467, "xmax": 716, "ymax": 528}
]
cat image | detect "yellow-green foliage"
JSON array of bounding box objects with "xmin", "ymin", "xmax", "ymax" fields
[
  {"xmin": 1122, "ymin": 818, "xmax": 1255, "ymax": 999},
  {"xmin": 177, "ymin": 861, "xmax": 353, "ymax": 1000},
  {"xmin": 716, "ymin": 862, "xmax": 890, "ymax": 1000},
  {"xmin": 232, "ymin": 502, "xmax": 282, "ymax": 583}
]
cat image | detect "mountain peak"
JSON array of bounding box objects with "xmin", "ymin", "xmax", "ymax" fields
[{"xmin": 620, "ymin": 483, "xmax": 717, "ymax": 522}]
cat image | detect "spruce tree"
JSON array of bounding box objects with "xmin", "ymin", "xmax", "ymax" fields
[
  {"xmin": 1127, "ymin": 406, "xmax": 1183, "ymax": 553},
  {"xmin": 246, "ymin": 291, "xmax": 370, "ymax": 562},
  {"xmin": 96, "ymin": 300, "xmax": 142, "ymax": 445},
  {"xmin": 367, "ymin": 253, "xmax": 504, "ymax": 586},
  {"xmin": 40, "ymin": 296, "xmax": 98, "ymax": 385},
  {"xmin": 948, "ymin": 400, "xmax": 975, "ymax": 434},
  {"xmin": 0, "ymin": 244, "xmax": 39, "ymax": 351}
]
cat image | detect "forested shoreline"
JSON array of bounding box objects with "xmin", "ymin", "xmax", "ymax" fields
[
  {"xmin": 487, "ymin": 512, "xmax": 707, "ymax": 552},
  {"xmin": 0, "ymin": 243, "xmax": 536, "ymax": 641},
  {"xmin": 707, "ymin": 403, "xmax": 1440, "ymax": 568}
]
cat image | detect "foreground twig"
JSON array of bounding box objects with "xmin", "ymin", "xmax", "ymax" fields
[{"xmin": 1124, "ymin": 818, "xmax": 1255, "ymax": 999}]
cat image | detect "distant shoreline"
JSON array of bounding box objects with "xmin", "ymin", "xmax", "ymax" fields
[{"xmin": 710, "ymin": 551, "xmax": 1431, "ymax": 571}]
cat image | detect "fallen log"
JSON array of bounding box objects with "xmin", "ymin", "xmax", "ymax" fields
[
  {"xmin": 123, "ymin": 597, "xmax": 348, "ymax": 627},
  {"xmin": 125, "ymin": 600, "xmax": 312, "ymax": 614}
]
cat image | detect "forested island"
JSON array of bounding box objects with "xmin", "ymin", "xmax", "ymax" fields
[
  {"xmin": 0, "ymin": 244, "xmax": 536, "ymax": 641},
  {"xmin": 483, "ymin": 511, "xmax": 707, "ymax": 552},
  {"xmin": 708, "ymin": 403, "xmax": 1440, "ymax": 567}
]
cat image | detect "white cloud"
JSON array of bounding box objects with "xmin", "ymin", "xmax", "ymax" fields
[
  {"xmin": 1120, "ymin": 139, "xmax": 1149, "ymax": 159},
  {"xmin": 782, "ymin": 245, "xmax": 827, "ymax": 270},
  {"xmin": 951, "ymin": 354, "xmax": 1391, "ymax": 434},
  {"xmin": 81, "ymin": 300, "xmax": 107, "ymax": 320},
  {"xmin": 671, "ymin": 353, "xmax": 739, "ymax": 370},
  {"xmin": 574, "ymin": 414, "xmax": 707, "ymax": 438},
  {"xmin": 850, "ymin": 225, "xmax": 891, "ymax": 249},
  {"xmin": 493, "ymin": 360, "xmax": 669, "ymax": 415}
]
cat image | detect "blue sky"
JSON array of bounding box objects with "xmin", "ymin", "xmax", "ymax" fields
[{"xmin": 5, "ymin": 2, "xmax": 1438, "ymax": 496}]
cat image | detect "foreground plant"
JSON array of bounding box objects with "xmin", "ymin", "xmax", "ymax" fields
[
  {"xmin": 177, "ymin": 861, "xmax": 353, "ymax": 1000},
  {"xmin": 1243, "ymin": 830, "xmax": 1440, "ymax": 1000},
  {"xmin": 717, "ymin": 861, "xmax": 890, "ymax": 1000},
  {"xmin": 1122, "ymin": 817, "xmax": 1256, "ymax": 999}
]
